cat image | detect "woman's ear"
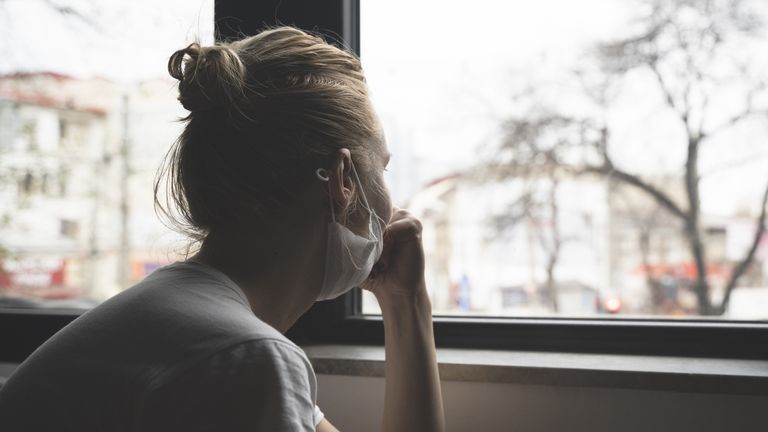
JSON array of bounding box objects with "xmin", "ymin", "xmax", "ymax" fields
[{"xmin": 329, "ymin": 148, "xmax": 354, "ymax": 211}]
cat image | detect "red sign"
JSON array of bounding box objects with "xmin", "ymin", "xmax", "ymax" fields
[{"xmin": 0, "ymin": 257, "xmax": 77, "ymax": 299}]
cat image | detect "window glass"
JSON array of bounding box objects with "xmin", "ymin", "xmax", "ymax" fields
[
  {"xmin": 0, "ymin": 0, "xmax": 213, "ymax": 308},
  {"xmin": 361, "ymin": 0, "xmax": 768, "ymax": 319}
]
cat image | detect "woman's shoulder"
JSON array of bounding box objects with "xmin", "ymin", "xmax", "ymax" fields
[
  {"xmin": 136, "ymin": 263, "xmax": 315, "ymax": 384},
  {"xmin": 207, "ymin": 337, "xmax": 313, "ymax": 374},
  {"xmin": 149, "ymin": 336, "xmax": 317, "ymax": 405},
  {"xmin": 139, "ymin": 336, "xmax": 319, "ymax": 431}
]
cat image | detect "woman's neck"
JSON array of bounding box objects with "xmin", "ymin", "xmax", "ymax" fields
[{"xmin": 190, "ymin": 216, "xmax": 327, "ymax": 333}]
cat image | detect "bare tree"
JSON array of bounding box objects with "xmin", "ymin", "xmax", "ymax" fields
[
  {"xmin": 489, "ymin": 0, "xmax": 768, "ymax": 315},
  {"xmin": 491, "ymin": 178, "xmax": 567, "ymax": 312},
  {"xmin": 486, "ymin": 114, "xmax": 591, "ymax": 313},
  {"xmin": 611, "ymin": 184, "xmax": 684, "ymax": 313}
]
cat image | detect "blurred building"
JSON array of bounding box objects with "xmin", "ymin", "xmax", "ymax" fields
[
  {"xmin": 405, "ymin": 171, "xmax": 768, "ymax": 317},
  {"xmin": 0, "ymin": 72, "xmax": 185, "ymax": 302},
  {"xmin": 407, "ymin": 173, "xmax": 610, "ymax": 316}
]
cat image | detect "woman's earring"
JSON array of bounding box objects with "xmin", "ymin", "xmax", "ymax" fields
[{"xmin": 315, "ymin": 168, "xmax": 330, "ymax": 182}]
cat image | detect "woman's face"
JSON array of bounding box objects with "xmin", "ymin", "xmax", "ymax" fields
[{"xmin": 362, "ymin": 135, "xmax": 393, "ymax": 229}]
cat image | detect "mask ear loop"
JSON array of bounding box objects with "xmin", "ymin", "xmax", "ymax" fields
[
  {"xmin": 318, "ymin": 162, "xmax": 383, "ymax": 239},
  {"xmin": 349, "ymin": 161, "xmax": 373, "ymax": 213},
  {"xmin": 315, "ymin": 168, "xmax": 336, "ymax": 223},
  {"xmin": 317, "ymin": 166, "xmax": 367, "ymax": 270},
  {"xmin": 349, "ymin": 161, "xmax": 385, "ymax": 241}
]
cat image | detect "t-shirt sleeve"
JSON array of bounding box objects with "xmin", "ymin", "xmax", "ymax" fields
[
  {"xmin": 141, "ymin": 339, "xmax": 320, "ymax": 432},
  {"xmin": 313, "ymin": 404, "xmax": 325, "ymax": 427}
]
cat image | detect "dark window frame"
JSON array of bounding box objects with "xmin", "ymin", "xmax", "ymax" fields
[{"xmin": 1, "ymin": 0, "xmax": 767, "ymax": 365}]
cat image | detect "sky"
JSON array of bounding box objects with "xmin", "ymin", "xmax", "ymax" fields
[
  {"xmin": 361, "ymin": 0, "xmax": 635, "ymax": 203},
  {"xmin": 2, "ymin": 0, "xmax": 768, "ymax": 218},
  {"xmin": 360, "ymin": 0, "xmax": 768, "ymax": 216},
  {"xmin": 0, "ymin": 0, "xmax": 215, "ymax": 82}
]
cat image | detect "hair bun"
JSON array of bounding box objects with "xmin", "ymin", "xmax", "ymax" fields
[{"xmin": 168, "ymin": 42, "xmax": 246, "ymax": 112}]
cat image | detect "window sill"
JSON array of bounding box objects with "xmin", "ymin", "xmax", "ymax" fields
[{"xmin": 302, "ymin": 344, "xmax": 768, "ymax": 396}]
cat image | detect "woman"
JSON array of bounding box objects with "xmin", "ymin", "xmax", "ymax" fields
[{"xmin": 0, "ymin": 27, "xmax": 445, "ymax": 431}]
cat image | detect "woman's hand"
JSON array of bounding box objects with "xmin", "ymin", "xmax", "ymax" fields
[
  {"xmin": 362, "ymin": 208, "xmax": 445, "ymax": 432},
  {"xmin": 362, "ymin": 207, "xmax": 426, "ymax": 301}
]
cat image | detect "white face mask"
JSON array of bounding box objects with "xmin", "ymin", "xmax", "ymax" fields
[{"xmin": 316, "ymin": 162, "xmax": 385, "ymax": 301}]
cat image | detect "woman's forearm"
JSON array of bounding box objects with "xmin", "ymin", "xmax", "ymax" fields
[{"xmin": 376, "ymin": 284, "xmax": 445, "ymax": 432}]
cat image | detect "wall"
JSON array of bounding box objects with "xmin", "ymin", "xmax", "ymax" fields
[
  {"xmin": 2, "ymin": 362, "xmax": 765, "ymax": 431},
  {"xmin": 317, "ymin": 374, "xmax": 767, "ymax": 432}
]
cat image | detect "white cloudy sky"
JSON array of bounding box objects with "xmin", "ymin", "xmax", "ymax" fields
[
  {"xmin": 0, "ymin": 0, "xmax": 215, "ymax": 81},
  {"xmin": 360, "ymin": 0, "xmax": 768, "ymax": 216},
  {"xmin": 362, "ymin": 0, "xmax": 635, "ymax": 203},
  {"xmin": 2, "ymin": 0, "xmax": 768, "ymax": 217}
]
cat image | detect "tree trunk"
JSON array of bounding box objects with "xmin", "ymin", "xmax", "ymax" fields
[
  {"xmin": 684, "ymin": 137, "xmax": 714, "ymax": 315},
  {"xmin": 546, "ymin": 179, "xmax": 561, "ymax": 313},
  {"xmin": 684, "ymin": 219, "xmax": 713, "ymax": 314},
  {"xmin": 545, "ymin": 257, "xmax": 559, "ymax": 313}
]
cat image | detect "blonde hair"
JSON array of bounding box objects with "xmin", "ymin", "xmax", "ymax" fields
[{"xmin": 157, "ymin": 27, "xmax": 382, "ymax": 241}]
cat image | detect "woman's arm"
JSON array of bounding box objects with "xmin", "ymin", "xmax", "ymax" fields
[
  {"xmin": 365, "ymin": 209, "xmax": 446, "ymax": 432},
  {"xmin": 316, "ymin": 418, "xmax": 340, "ymax": 432},
  {"xmin": 377, "ymin": 282, "xmax": 444, "ymax": 432}
]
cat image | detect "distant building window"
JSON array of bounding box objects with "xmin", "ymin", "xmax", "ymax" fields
[
  {"xmin": 59, "ymin": 118, "xmax": 68, "ymax": 141},
  {"xmin": 19, "ymin": 172, "xmax": 33, "ymax": 195},
  {"xmin": 41, "ymin": 173, "xmax": 50, "ymax": 195},
  {"xmin": 20, "ymin": 120, "xmax": 37, "ymax": 152},
  {"xmin": 58, "ymin": 169, "xmax": 69, "ymax": 196},
  {"xmin": 60, "ymin": 219, "xmax": 79, "ymax": 239},
  {"xmin": 500, "ymin": 286, "xmax": 529, "ymax": 308}
]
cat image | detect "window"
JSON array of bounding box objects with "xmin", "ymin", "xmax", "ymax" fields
[
  {"xmin": 0, "ymin": 0, "xmax": 214, "ymax": 310},
  {"xmin": 359, "ymin": 0, "xmax": 768, "ymax": 321},
  {"xmin": 285, "ymin": 0, "xmax": 768, "ymax": 358},
  {"xmin": 1, "ymin": 0, "xmax": 767, "ymax": 363}
]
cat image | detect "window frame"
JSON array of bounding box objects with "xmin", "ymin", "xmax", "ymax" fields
[{"xmin": 1, "ymin": 0, "xmax": 767, "ymax": 365}]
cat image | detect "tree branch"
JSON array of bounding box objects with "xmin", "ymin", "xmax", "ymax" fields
[
  {"xmin": 697, "ymin": 84, "xmax": 710, "ymax": 139},
  {"xmin": 580, "ymin": 164, "xmax": 687, "ymax": 221},
  {"xmin": 649, "ymin": 61, "xmax": 679, "ymax": 113},
  {"xmin": 42, "ymin": 0, "xmax": 101, "ymax": 30},
  {"xmin": 701, "ymin": 151, "xmax": 768, "ymax": 177},
  {"xmin": 702, "ymin": 108, "xmax": 763, "ymax": 140},
  {"xmin": 703, "ymin": 80, "xmax": 768, "ymax": 140},
  {"xmin": 718, "ymin": 178, "xmax": 768, "ymax": 314}
]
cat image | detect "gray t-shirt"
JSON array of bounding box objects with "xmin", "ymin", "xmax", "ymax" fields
[{"xmin": 0, "ymin": 261, "xmax": 324, "ymax": 431}]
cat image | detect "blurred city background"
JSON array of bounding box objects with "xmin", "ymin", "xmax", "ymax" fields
[{"xmin": 1, "ymin": 0, "xmax": 767, "ymax": 319}]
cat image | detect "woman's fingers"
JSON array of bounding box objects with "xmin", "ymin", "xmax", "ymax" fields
[
  {"xmin": 364, "ymin": 210, "xmax": 425, "ymax": 290},
  {"xmin": 389, "ymin": 207, "xmax": 409, "ymax": 223},
  {"xmin": 389, "ymin": 208, "xmax": 422, "ymax": 233},
  {"xmin": 385, "ymin": 216, "xmax": 423, "ymax": 243}
]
